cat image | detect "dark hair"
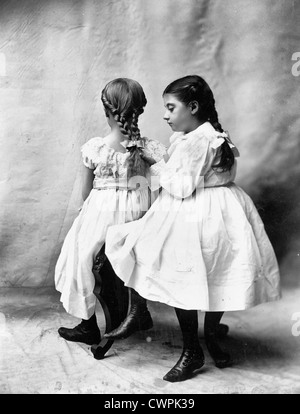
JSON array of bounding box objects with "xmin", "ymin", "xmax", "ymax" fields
[
  {"xmin": 101, "ymin": 78, "xmax": 148, "ymax": 179},
  {"xmin": 163, "ymin": 75, "xmax": 234, "ymax": 172}
]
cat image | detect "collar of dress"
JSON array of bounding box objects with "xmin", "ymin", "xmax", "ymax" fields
[{"xmin": 169, "ymin": 122, "xmax": 239, "ymax": 157}]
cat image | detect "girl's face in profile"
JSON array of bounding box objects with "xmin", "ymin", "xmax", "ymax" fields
[{"xmin": 163, "ymin": 94, "xmax": 195, "ymax": 134}]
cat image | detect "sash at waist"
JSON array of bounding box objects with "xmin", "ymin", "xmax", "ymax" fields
[
  {"xmin": 93, "ymin": 178, "xmax": 148, "ymax": 191},
  {"xmin": 93, "ymin": 178, "xmax": 233, "ymax": 192}
]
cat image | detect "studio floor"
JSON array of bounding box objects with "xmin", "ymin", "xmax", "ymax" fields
[{"xmin": 0, "ymin": 285, "xmax": 300, "ymax": 394}]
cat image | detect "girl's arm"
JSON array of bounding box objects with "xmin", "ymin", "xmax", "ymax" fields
[
  {"xmin": 82, "ymin": 166, "xmax": 94, "ymax": 201},
  {"xmin": 141, "ymin": 153, "xmax": 169, "ymax": 165},
  {"xmin": 149, "ymin": 136, "xmax": 213, "ymax": 199},
  {"xmin": 141, "ymin": 138, "xmax": 169, "ymax": 165}
]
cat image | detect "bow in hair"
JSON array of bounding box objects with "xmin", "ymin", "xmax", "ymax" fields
[
  {"xmin": 219, "ymin": 131, "xmax": 240, "ymax": 157},
  {"xmin": 126, "ymin": 138, "xmax": 145, "ymax": 150}
]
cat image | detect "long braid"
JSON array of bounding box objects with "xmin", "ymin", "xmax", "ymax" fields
[
  {"xmin": 125, "ymin": 110, "xmax": 147, "ymax": 178},
  {"xmin": 130, "ymin": 111, "xmax": 141, "ymax": 140},
  {"xmin": 207, "ymin": 97, "xmax": 223, "ymax": 133},
  {"xmin": 208, "ymin": 100, "xmax": 234, "ymax": 172},
  {"xmin": 116, "ymin": 112, "xmax": 131, "ymax": 140}
]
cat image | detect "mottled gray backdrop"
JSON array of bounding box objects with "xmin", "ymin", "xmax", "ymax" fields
[{"xmin": 0, "ymin": 0, "xmax": 299, "ymax": 287}]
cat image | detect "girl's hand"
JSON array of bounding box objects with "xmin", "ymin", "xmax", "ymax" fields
[
  {"xmin": 140, "ymin": 153, "xmax": 157, "ymax": 166},
  {"xmin": 141, "ymin": 151, "xmax": 169, "ymax": 166}
]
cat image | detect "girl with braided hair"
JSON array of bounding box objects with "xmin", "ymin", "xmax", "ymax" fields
[
  {"xmin": 55, "ymin": 78, "xmax": 166, "ymax": 345},
  {"xmin": 105, "ymin": 75, "xmax": 281, "ymax": 382}
]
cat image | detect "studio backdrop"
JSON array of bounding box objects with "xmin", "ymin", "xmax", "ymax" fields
[{"xmin": 0, "ymin": 0, "xmax": 299, "ymax": 287}]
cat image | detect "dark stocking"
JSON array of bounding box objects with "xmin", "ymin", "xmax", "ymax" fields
[
  {"xmin": 204, "ymin": 311, "xmax": 231, "ymax": 368},
  {"xmin": 163, "ymin": 309, "xmax": 205, "ymax": 383}
]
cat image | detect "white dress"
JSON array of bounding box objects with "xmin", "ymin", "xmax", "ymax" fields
[
  {"xmin": 55, "ymin": 136, "xmax": 166, "ymax": 319},
  {"xmin": 105, "ymin": 122, "xmax": 281, "ymax": 311}
]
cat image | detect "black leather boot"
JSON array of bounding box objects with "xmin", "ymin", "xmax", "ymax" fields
[
  {"xmin": 58, "ymin": 313, "xmax": 101, "ymax": 345},
  {"xmin": 204, "ymin": 312, "xmax": 231, "ymax": 368},
  {"xmin": 163, "ymin": 347, "xmax": 205, "ymax": 382},
  {"xmin": 163, "ymin": 308, "xmax": 205, "ymax": 382},
  {"xmin": 104, "ymin": 289, "xmax": 153, "ymax": 340}
]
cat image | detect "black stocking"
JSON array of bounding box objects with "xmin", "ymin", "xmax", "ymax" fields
[
  {"xmin": 175, "ymin": 308, "xmax": 200, "ymax": 350},
  {"xmin": 163, "ymin": 308, "xmax": 204, "ymax": 383},
  {"xmin": 204, "ymin": 311, "xmax": 231, "ymax": 368}
]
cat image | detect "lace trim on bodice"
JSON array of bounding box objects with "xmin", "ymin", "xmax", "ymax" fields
[{"xmin": 81, "ymin": 136, "xmax": 167, "ymax": 180}]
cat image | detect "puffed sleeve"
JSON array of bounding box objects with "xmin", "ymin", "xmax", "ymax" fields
[
  {"xmin": 150, "ymin": 134, "xmax": 214, "ymax": 199},
  {"xmin": 80, "ymin": 137, "xmax": 102, "ymax": 169},
  {"xmin": 143, "ymin": 137, "xmax": 167, "ymax": 162}
]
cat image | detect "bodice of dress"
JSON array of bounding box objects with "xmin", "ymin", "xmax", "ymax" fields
[
  {"xmin": 81, "ymin": 136, "xmax": 167, "ymax": 190},
  {"xmin": 149, "ymin": 122, "xmax": 240, "ymax": 198}
]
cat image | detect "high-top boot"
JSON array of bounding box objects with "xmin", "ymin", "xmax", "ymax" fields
[
  {"xmin": 104, "ymin": 289, "xmax": 153, "ymax": 340},
  {"xmin": 58, "ymin": 313, "xmax": 101, "ymax": 345},
  {"xmin": 163, "ymin": 309, "xmax": 205, "ymax": 383},
  {"xmin": 204, "ymin": 311, "xmax": 231, "ymax": 368}
]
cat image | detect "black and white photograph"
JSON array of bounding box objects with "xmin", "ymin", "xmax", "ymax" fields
[{"xmin": 0, "ymin": 0, "xmax": 300, "ymax": 396}]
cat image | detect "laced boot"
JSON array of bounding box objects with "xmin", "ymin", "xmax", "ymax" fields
[
  {"xmin": 163, "ymin": 347, "xmax": 205, "ymax": 383},
  {"xmin": 104, "ymin": 289, "xmax": 153, "ymax": 340},
  {"xmin": 58, "ymin": 313, "xmax": 101, "ymax": 345}
]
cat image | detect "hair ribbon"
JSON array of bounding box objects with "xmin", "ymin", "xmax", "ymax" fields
[
  {"xmin": 126, "ymin": 138, "xmax": 145, "ymax": 151},
  {"xmin": 218, "ymin": 131, "xmax": 240, "ymax": 157}
]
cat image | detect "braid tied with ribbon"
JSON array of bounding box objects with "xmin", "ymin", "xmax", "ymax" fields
[{"xmin": 101, "ymin": 78, "xmax": 149, "ymax": 179}]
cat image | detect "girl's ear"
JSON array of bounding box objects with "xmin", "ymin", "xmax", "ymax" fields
[{"xmin": 189, "ymin": 100, "xmax": 199, "ymax": 115}]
